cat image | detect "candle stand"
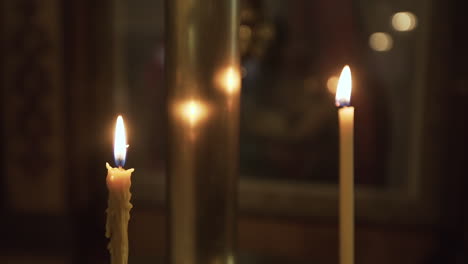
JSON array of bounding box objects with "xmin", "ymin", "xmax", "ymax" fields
[{"xmin": 166, "ymin": 1, "xmax": 240, "ymax": 264}]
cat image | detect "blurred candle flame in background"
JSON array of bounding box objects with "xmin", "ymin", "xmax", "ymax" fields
[
  {"xmin": 179, "ymin": 100, "xmax": 208, "ymax": 126},
  {"xmin": 327, "ymin": 75, "xmax": 339, "ymax": 94},
  {"xmin": 369, "ymin": 32, "xmax": 393, "ymax": 52},
  {"xmin": 218, "ymin": 66, "xmax": 241, "ymax": 95},
  {"xmin": 392, "ymin": 12, "xmax": 417, "ymax": 32}
]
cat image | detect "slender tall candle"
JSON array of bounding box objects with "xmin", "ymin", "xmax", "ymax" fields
[
  {"xmin": 336, "ymin": 66, "xmax": 354, "ymax": 264},
  {"xmin": 105, "ymin": 115, "xmax": 135, "ymax": 264}
]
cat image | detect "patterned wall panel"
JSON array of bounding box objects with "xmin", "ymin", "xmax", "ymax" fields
[{"xmin": 1, "ymin": 0, "xmax": 66, "ymax": 212}]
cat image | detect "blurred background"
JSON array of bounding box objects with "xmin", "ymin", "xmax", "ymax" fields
[{"xmin": 0, "ymin": 0, "xmax": 467, "ymax": 263}]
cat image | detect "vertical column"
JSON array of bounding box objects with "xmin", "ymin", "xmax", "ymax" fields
[{"xmin": 166, "ymin": 0, "xmax": 240, "ymax": 264}]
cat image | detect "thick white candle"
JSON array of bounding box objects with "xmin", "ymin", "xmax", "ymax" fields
[
  {"xmin": 105, "ymin": 115, "xmax": 134, "ymax": 264},
  {"xmin": 336, "ymin": 66, "xmax": 354, "ymax": 264}
]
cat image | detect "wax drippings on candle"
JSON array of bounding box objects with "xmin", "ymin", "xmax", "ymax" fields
[{"xmin": 105, "ymin": 162, "xmax": 134, "ymax": 264}]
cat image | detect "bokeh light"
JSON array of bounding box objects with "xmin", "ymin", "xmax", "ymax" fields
[
  {"xmin": 369, "ymin": 32, "xmax": 393, "ymax": 52},
  {"xmin": 327, "ymin": 76, "xmax": 339, "ymax": 94},
  {"xmin": 217, "ymin": 66, "xmax": 241, "ymax": 95},
  {"xmin": 178, "ymin": 100, "xmax": 208, "ymax": 126},
  {"xmin": 392, "ymin": 12, "xmax": 417, "ymax": 32}
]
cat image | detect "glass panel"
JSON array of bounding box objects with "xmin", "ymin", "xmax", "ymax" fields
[{"xmin": 118, "ymin": 0, "xmax": 427, "ymax": 201}]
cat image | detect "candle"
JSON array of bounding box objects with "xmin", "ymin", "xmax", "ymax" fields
[
  {"xmin": 336, "ymin": 65, "xmax": 354, "ymax": 264},
  {"xmin": 105, "ymin": 115, "xmax": 135, "ymax": 264}
]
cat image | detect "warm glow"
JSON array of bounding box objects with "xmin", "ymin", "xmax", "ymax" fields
[
  {"xmin": 114, "ymin": 115, "xmax": 128, "ymax": 167},
  {"xmin": 327, "ymin": 76, "xmax": 339, "ymax": 94},
  {"xmin": 369, "ymin": 32, "xmax": 393, "ymax": 52},
  {"xmin": 335, "ymin": 66, "xmax": 352, "ymax": 107},
  {"xmin": 392, "ymin": 12, "xmax": 417, "ymax": 32},
  {"xmin": 239, "ymin": 25, "xmax": 252, "ymax": 40},
  {"xmin": 180, "ymin": 100, "xmax": 207, "ymax": 126},
  {"xmin": 218, "ymin": 67, "xmax": 241, "ymax": 94}
]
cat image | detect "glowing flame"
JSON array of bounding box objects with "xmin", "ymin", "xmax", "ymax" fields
[
  {"xmin": 218, "ymin": 67, "xmax": 240, "ymax": 94},
  {"xmin": 114, "ymin": 115, "xmax": 128, "ymax": 167},
  {"xmin": 335, "ymin": 65, "xmax": 352, "ymax": 107},
  {"xmin": 180, "ymin": 100, "xmax": 207, "ymax": 126}
]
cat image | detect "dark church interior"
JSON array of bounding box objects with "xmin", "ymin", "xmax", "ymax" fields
[{"xmin": 1, "ymin": 0, "xmax": 467, "ymax": 263}]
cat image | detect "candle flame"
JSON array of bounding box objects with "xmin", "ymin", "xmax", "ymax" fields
[
  {"xmin": 335, "ymin": 65, "xmax": 352, "ymax": 107},
  {"xmin": 114, "ymin": 115, "xmax": 128, "ymax": 167}
]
